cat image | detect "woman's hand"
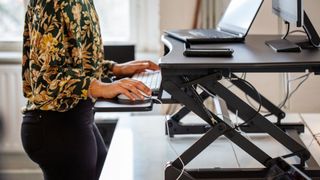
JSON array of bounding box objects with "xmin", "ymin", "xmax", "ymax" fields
[
  {"xmin": 112, "ymin": 60, "xmax": 160, "ymax": 77},
  {"xmin": 89, "ymin": 78, "xmax": 151, "ymax": 101}
]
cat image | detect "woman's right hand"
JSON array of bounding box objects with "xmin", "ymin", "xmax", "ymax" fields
[{"xmin": 88, "ymin": 78, "xmax": 152, "ymax": 101}]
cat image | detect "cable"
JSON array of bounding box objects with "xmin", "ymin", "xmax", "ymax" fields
[
  {"xmin": 307, "ymin": 132, "xmax": 320, "ymax": 149},
  {"xmin": 289, "ymin": 30, "xmax": 307, "ymax": 35},
  {"xmin": 183, "ymin": 76, "xmax": 217, "ymax": 124},
  {"xmin": 212, "ymin": 113, "xmax": 242, "ymax": 168},
  {"xmin": 243, "ymin": 72, "xmax": 310, "ymax": 118},
  {"xmin": 278, "ymin": 73, "xmax": 310, "ymax": 110},
  {"xmin": 230, "ymin": 78, "xmax": 262, "ymax": 129},
  {"xmin": 287, "ymin": 73, "xmax": 310, "ymax": 100},
  {"xmin": 226, "ymin": 74, "xmax": 263, "ymax": 121},
  {"xmin": 165, "ymin": 119, "xmax": 186, "ymax": 180},
  {"xmin": 277, "ymin": 73, "xmax": 291, "ymax": 110},
  {"xmin": 287, "ymin": 22, "xmax": 320, "ymax": 48},
  {"xmin": 245, "ymin": 95, "xmax": 270, "ymax": 114},
  {"xmin": 225, "ymin": 73, "xmax": 269, "ymax": 114},
  {"xmin": 281, "ymin": 18, "xmax": 320, "ymax": 48},
  {"xmin": 198, "ymin": 74, "xmax": 262, "ymax": 131},
  {"xmin": 153, "ymin": 97, "xmax": 186, "ymax": 180},
  {"xmin": 227, "ymin": 139, "xmax": 241, "ymax": 168},
  {"xmin": 226, "ymin": 73, "xmax": 246, "ymax": 89},
  {"xmin": 205, "ymin": 74, "xmax": 262, "ymax": 131},
  {"xmin": 299, "ymin": 114, "xmax": 320, "ymax": 149},
  {"xmin": 282, "ymin": 21, "xmax": 290, "ymax": 40},
  {"xmin": 228, "ymin": 110, "xmax": 241, "ymax": 168},
  {"xmin": 283, "ymin": 19, "xmax": 320, "ymax": 48}
]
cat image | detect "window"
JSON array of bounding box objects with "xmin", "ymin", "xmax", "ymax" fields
[
  {"xmin": 0, "ymin": 0, "xmax": 26, "ymax": 41},
  {"xmin": 95, "ymin": 0, "xmax": 160, "ymax": 52},
  {"xmin": 0, "ymin": 0, "xmax": 160, "ymax": 52},
  {"xmin": 94, "ymin": 0, "xmax": 131, "ymax": 42}
]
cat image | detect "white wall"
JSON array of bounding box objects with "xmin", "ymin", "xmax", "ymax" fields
[
  {"xmin": 288, "ymin": 0, "xmax": 320, "ymax": 112},
  {"xmin": 247, "ymin": 0, "xmax": 320, "ymax": 113},
  {"xmin": 160, "ymin": 0, "xmax": 197, "ymax": 33}
]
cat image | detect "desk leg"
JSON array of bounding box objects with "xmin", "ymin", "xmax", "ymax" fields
[
  {"xmin": 162, "ymin": 80, "xmax": 273, "ymax": 166},
  {"xmin": 166, "ymin": 91, "xmax": 211, "ymax": 137},
  {"xmin": 170, "ymin": 91, "xmax": 210, "ymax": 123},
  {"xmin": 201, "ymin": 81, "xmax": 311, "ymax": 165},
  {"xmin": 165, "ymin": 122, "xmax": 277, "ymax": 179},
  {"xmin": 162, "ymin": 80, "xmax": 215, "ymax": 126},
  {"xmin": 161, "ymin": 73, "xmax": 318, "ymax": 179}
]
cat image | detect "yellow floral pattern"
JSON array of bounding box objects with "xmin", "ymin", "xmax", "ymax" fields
[{"xmin": 22, "ymin": 0, "xmax": 115, "ymax": 112}]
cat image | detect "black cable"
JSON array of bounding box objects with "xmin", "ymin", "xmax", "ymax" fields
[
  {"xmin": 282, "ymin": 21, "xmax": 290, "ymax": 40},
  {"xmin": 206, "ymin": 75, "xmax": 262, "ymax": 128},
  {"xmin": 286, "ymin": 21, "xmax": 319, "ymax": 48},
  {"xmin": 230, "ymin": 78, "xmax": 262, "ymax": 129},
  {"xmin": 281, "ymin": 19, "xmax": 320, "ymax": 48}
]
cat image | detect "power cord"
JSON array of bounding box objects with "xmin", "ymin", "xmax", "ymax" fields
[
  {"xmin": 152, "ymin": 97, "xmax": 186, "ymax": 180},
  {"xmin": 226, "ymin": 73, "xmax": 246, "ymax": 89},
  {"xmin": 264, "ymin": 72, "xmax": 310, "ymax": 117},
  {"xmin": 198, "ymin": 76, "xmax": 262, "ymax": 132},
  {"xmin": 299, "ymin": 114, "xmax": 320, "ymax": 149},
  {"xmin": 282, "ymin": 21, "xmax": 290, "ymax": 40},
  {"xmin": 156, "ymin": 93, "xmax": 244, "ymax": 177},
  {"xmin": 308, "ymin": 132, "xmax": 320, "ymax": 149},
  {"xmin": 284, "ymin": 20, "xmax": 320, "ymax": 48},
  {"xmin": 289, "ymin": 30, "xmax": 307, "ymax": 35},
  {"xmin": 230, "ymin": 78, "xmax": 262, "ymax": 129},
  {"xmin": 155, "ymin": 88, "xmax": 242, "ymax": 176},
  {"xmin": 279, "ymin": 73, "xmax": 310, "ymax": 108},
  {"xmin": 234, "ymin": 72, "xmax": 310, "ymax": 117}
]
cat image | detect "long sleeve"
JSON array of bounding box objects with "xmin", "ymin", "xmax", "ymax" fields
[{"xmin": 22, "ymin": 0, "xmax": 109, "ymax": 112}]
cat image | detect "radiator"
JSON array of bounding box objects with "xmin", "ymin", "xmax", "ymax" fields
[{"xmin": 0, "ymin": 65, "xmax": 26, "ymax": 152}]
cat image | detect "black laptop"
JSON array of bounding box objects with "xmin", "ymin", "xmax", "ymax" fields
[{"xmin": 165, "ymin": 0, "xmax": 264, "ymax": 44}]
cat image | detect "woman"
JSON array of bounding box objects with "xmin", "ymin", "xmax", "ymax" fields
[{"xmin": 21, "ymin": 0, "xmax": 159, "ymax": 179}]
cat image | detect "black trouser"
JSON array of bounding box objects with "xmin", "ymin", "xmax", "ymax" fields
[{"xmin": 21, "ymin": 100, "xmax": 107, "ymax": 180}]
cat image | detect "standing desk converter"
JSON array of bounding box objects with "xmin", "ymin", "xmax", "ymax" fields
[{"xmin": 159, "ymin": 35, "xmax": 320, "ymax": 179}]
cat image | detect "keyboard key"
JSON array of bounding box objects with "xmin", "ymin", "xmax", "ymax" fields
[{"xmin": 132, "ymin": 70, "xmax": 161, "ymax": 93}]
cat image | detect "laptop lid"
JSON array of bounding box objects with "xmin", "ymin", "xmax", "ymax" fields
[{"xmin": 217, "ymin": 0, "xmax": 264, "ymax": 37}]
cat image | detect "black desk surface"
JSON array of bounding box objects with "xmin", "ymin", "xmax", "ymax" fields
[{"xmin": 159, "ymin": 35, "xmax": 320, "ymax": 73}]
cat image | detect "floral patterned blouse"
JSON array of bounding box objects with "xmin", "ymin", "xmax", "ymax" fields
[{"xmin": 22, "ymin": 0, "xmax": 115, "ymax": 112}]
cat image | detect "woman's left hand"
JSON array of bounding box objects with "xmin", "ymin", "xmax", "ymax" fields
[{"xmin": 112, "ymin": 60, "xmax": 160, "ymax": 77}]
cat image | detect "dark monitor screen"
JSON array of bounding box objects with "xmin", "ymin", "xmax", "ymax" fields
[{"xmin": 272, "ymin": 0, "xmax": 304, "ymax": 27}]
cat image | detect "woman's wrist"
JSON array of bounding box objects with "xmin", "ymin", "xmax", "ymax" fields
[
  {"xmin": 111, "ymin": 64, "xmax": 122, "ymax": 76},
  {"xmin": 88, "ymin": 79, "xmax": 103, "ymax": 99}
]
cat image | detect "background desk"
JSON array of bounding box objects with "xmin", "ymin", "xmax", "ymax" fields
[{"xmin": 100, "ymin": 113, "xmax": 320, "ymax": 180}]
